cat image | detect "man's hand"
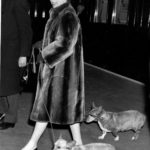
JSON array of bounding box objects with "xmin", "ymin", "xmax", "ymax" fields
[{"xmin": 18, "ymin": 57, "xmax": 27, "ymax": 67}]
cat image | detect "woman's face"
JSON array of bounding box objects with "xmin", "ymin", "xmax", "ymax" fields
[{"xmin": 50, "ymin": 0, "xmax": 67, "ymax": 7}]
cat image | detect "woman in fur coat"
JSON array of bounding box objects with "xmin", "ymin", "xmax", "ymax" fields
[{"xmin": 22, "ymin": 0, "xmax": 85, "ymax": 149}]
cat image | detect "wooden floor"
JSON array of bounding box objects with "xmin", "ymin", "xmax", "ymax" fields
[{"xmin": 0, "ymin": 63, "xmax": 150, "ymax": 150}]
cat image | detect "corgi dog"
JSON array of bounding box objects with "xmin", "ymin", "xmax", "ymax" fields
[
  {"xmin": 53, "ymin": 136, "xmax": 116, "ymax": 150},
  {"xmin": 86, "ymin": 103, "xmax": 146, "ymax": 141}
]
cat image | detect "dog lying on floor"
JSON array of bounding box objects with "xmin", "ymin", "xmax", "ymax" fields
[
  {"xmin": 86, "ymin": 103, "xmax": 146, "ymax": 141},
  {"xmin": 53, "ymin": 136, "xmax": 116, "ymax": 150}
]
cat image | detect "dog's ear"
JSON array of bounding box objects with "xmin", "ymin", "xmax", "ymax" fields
[
  {"xmin": 58, "ymin": 134, "xmax": 63, "ymax": 140},
  {"xmin": 92, "ymin": 102, "xmax": 96, "ymax": 108},
  {"xmin": 66, "ymin": 141, "xmax": 76, "ymax": 149},
  {"xmin": 99, "ymin": 106, "xmax": 103, "ymax": 111}
]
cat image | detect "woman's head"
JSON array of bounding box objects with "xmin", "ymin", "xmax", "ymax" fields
[{"xmin": 50, "ymin": 0, "xmax": 68, "ymax": 8}]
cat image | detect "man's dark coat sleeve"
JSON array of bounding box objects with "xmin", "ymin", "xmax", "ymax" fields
[{"xmin": 14, "ymin": 0, "xmax": 33, "ymax": 57}]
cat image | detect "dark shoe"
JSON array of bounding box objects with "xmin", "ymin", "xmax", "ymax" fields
[
  {"xmin": 0, "ymin": 113, "xmax": 5, "ymax": 120},
  {"xmin": 0, "ymin": 113, "xmax": 5, "ymax": 124},
  {"xmin": 0, "ymin": 122, "xmax": 15, "ymax": 130}
]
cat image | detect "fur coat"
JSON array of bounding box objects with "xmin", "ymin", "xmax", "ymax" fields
[{"xmin": 30, "ymin": 2, "xmax": 85, "ymax": 124}]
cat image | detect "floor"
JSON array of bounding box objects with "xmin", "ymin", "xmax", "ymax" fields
[{"xmin": 0, "ymin": 63, "xmax": 150, "ymax": 150}]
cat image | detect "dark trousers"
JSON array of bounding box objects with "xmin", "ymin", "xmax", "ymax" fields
[{"xmin": 0, "ymin": 93, "xmax": 19, "ymax": 123}]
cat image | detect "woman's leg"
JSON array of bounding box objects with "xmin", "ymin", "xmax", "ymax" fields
[
  {"xmin": 70, "ymin": 123, "xmax": 83, "ymax": 145},
  {"xmin": 22, "ymin": 122, "xmax": 48, "ymax": 150}
]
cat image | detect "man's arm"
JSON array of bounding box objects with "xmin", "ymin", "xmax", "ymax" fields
[{"xmin": 14, "ymin": 0, "xmax": 33, "ymax": 57}]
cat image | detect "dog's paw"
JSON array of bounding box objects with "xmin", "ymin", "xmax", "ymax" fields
[
  {"xmin": 98, "ymin": 136, "xmax": 105, "ymax": 140},
  {"xmin": 114, "ymin": 136, "xmax": 119, "ymax": 141},
  {"xmin": 131, "ymin": 136, "xmax": 136, "ymax": 141},
  {"xmin": 131, "ymin": 133, "xmax": 139, "ymax": 141},
  {"xmin": 131, "ymin": 136, "xmax": 138, "ymax": 141}
]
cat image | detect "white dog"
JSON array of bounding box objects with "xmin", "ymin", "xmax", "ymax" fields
[{"xmin": 53, "ymin": 136, "xmax": 116, "ymax": 150}]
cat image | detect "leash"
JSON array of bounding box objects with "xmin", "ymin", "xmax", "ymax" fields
[
  {"xmin": 21, "ymin": 47, "xmax": 38, "ymax": 83},
  {"xmin": 44, "ymin": 103, "xmax": 56, "ymax": 144},
  {"xmin": 27, "ymin": 47, "xmax": 57, "ymax": 143},
  {"xmin": 27, "ymin": 47, "xmax": 40, "ymax": 74}
]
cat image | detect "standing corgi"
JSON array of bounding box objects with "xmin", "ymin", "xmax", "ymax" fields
[{"xmin": 86, "ymin": 103, "xmax": 146, "ymax": 141}]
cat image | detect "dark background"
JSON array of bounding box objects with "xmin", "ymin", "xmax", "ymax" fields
[{"xmin": 27, "ymin": 0, "xmax": 150, "ymax": 84}]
